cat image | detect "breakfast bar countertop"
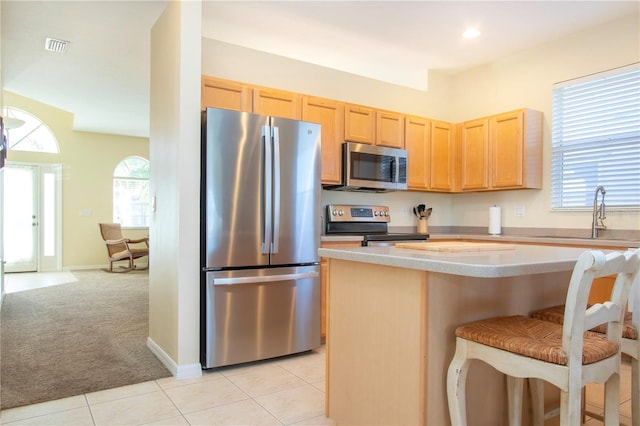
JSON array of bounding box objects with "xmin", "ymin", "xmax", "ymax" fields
[{"xmin": 318, "ymin": 243, "xmax": 593, "ymax": 278}]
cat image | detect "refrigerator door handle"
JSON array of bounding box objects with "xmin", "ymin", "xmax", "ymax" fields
[
  {"xmin": 213, "ymin": 271, "xmax": 319, "ymax": 286},
  {"xmin": 262, "ymin": 125, "xmax": 272, "ymax": 254},
  {"xmin": 272, "ymin": 126, "xmax": 280, "ymax": 254}
]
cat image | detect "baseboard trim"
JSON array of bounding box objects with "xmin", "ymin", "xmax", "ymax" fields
[
  {"xmin": 63, "ymin": 263, "xmax": 149, "ymax": 272},
  {"xmin": 146, "ymin": 337, "xmax": 202, "ymax": 380},
  {"xmin": 63, "ymin": 264, "xmax": 107, "ymax": 271}
]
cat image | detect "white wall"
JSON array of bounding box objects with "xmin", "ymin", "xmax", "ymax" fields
[
  {"xmin": 202, "ymin": 14, "xmax": 640, "ymax": 234},
  {"xmin": 149, "ymin": 0, "xmax": 201, "ymax": 377}
]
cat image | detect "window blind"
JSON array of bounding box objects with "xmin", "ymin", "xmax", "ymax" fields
[{"xmin": 551, "ymin": 64, "xmax": 640, "ymax": 209}]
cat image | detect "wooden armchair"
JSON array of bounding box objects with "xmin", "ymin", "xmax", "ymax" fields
[{"xmin": 98, "ymin": 223, "xmax": 149, "ymax": 272}]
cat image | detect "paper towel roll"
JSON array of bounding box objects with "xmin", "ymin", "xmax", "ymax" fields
[{"xmin": 489, "ymin": 206, "xmax": 501, "ymax": 235}]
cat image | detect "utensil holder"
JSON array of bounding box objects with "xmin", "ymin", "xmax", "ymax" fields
[{"xmin": 417, "ymin": 219, "xmax": 429, "ymax": 234}]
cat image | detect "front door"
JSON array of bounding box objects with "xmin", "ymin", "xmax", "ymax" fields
[
  {"xmin": 3, "ymin": 164, "xmax": 38, "ymax": 272},
  {"xmin": 3, "ymin": 163, "xmax": 61, "ymax": 272}
]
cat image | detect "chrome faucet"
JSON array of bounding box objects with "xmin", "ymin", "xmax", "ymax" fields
[{"xmin": 591, "ymin": 186, "xmax": 606, "ymax": 239}]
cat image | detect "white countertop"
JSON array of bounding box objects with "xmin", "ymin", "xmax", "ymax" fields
[
  {"xmin": 318, "ymin": 244, "xmax": 596, "ymax": 278},
  {"xmin": 321, "ymin": 233, "xmax": 639, "ymax": 248}
]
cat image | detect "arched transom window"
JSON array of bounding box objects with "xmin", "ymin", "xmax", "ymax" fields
[{"xmin": 2, "ymin": 106, "xmax": 59, "ymax": 153}]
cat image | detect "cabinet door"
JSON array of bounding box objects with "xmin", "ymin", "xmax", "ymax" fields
[
  {"xmin": 430, "ymin": 120, "xmax": 454, "ymax": 191},
  {"xmin": 460, "ymin": 119, "xmax": 489, "ymax": 191},
  {"xmin": 490, "ymin": 110, "xmax": 524, "ymax": 188},
  {"xmin": 376, "ymin": 111, "xmax": 405, "ymax": 148},
  {"xmin": 303, "ymin": 96, "xmax": 344, "ymax": 185},
  {"xmin": 253, "ymin": 88, "xmax": 301, "ymax": 119},
  {"xmin": 344, "ymin": 104, "xmax": 375, "ymax": 144},
  {"xmin": 201, "ymin": 76, "xmax": 251, "ymax": 112},
  {"xmin": 405, "ymin": 115, "xmax": 430, "ymax": 190}
]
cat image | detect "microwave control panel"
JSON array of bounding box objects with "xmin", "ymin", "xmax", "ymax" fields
[{"xmin": 326, "ymin": 204, "xmax": 390, "ymax": 223}]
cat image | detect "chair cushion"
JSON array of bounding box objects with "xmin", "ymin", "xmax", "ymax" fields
[
  {"xmin": 130, "ymin": 248, "xmax": 149, "ymax": 258},
  {"xmin": 110, "ymin": 249, "xmax": 132, "ymax": 260},
  {"xmin": 455, "ymin": 315, "xmax": 620, "ymax": 365},
  {"xmin": 531, "ymin": 305, "xmax": 638, "ymax": 340}
]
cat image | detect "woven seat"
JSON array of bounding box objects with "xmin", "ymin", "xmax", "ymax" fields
[
  {"xmin": 447, "ymin": 249, "xmax": 640, "ymax": 426},
  {"xmin": 455, "ymin": 315, "xmax": 619, "ymax": 366}
]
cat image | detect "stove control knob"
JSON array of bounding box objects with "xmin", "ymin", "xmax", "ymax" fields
[
  {"xmin": 338, "ymin": 209, "xmax": 344, "ymax": 216},
  {"xmin": 384, "ymin": 211, "xmax": 389, "ymax": 217},
  {"xmin": 374, "ymin": 211, "xmax": 379, "ymax": 217}
]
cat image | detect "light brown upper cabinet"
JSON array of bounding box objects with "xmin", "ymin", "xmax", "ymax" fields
[
  {"xmin": 430, "ymin": 120, "xmax": 455, "ymax": 192},
  {"xmin": 302, "ymin": 96, "xmax": 345, "ymax": 185},
  {"xmin": 201, "ymin": 75, "xmax": 543, "ymax": 193},
  {"xmin": 489, "ymin": 109, "xmax": 542, "ymax": 190},
  {"xmin": 201, "ymin": 76, "xmax": 251, "ymax": 112},
  {"xmin": 456, "ymin": 109, "xmax": 542, "ymax": 191},
  {"xmin": 405, "ymin": 115, "xmax": 430, "ymax": 190},
  {"xmin": 344, "ymin": 104, "xmax": 376, "ymax": 144},
  {"xmin": 253, "ymin": 87, "xmax": 301, "ymax": 120},
  {"xmin": 376, "ymin": 111, "xmax": 405, "ymax": 148},
  {"xmin": 458, "ymin": 119, "xmax": 490, "ymax": 191}
]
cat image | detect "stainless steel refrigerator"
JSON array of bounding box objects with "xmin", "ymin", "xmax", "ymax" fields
[{"xmin": 200, "ymin": 107, "xmax": 321, "ymax": 369}]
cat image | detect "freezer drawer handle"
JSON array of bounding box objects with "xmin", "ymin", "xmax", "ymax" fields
[{"xmin": 213, "ymin": 271, "xmax": 319, "ymax": 286}]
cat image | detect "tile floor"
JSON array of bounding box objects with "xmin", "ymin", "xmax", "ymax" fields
[
  {"xmin": 3, "ymin": 271, "xmax": 78, "ymax": 293},
  {"xmin": 1, "ymin": 351, "xmax": 634, "ymax": 425},
  {"xmin": 0, "ymin": 273, "xmax": 635, "ymax": 425},
  {"xmin": 0, "ymin": 347, "xmax": 332, "ymax": 426}
]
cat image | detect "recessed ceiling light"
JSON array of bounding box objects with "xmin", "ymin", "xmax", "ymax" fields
[
  {"xmin": 44, "ymin": 37, "xmax": 69, "ymax": 53},
  {"xmin": 462, "ymin": 28, "xmax": 481, "ymax": 39}
]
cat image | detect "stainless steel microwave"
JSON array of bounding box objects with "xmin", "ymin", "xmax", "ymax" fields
[{"xmin": 325, "ymin": 142, "xmax": 408, "ymax": 192}]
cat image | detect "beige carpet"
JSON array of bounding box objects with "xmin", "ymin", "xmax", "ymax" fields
[{"xmin": 0, "ymin": 269, "xmax": 172, "ymax": 410}]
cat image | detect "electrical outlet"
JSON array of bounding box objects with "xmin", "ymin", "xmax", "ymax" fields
[{"xmin": 514, "ymin": 206, "xmax": 525, "ymax": 217}]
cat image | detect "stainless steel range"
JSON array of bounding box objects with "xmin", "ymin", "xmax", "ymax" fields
[{"xmin": 325, "ymin": 204, "xmax": 429, "ymax": 246}]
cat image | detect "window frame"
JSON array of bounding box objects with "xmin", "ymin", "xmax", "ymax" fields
[
  {"xmin": 550, "ymin": 63, "xmax": 640, "ymax": 211},
  {"xmin": 113, "ymin": 156, "xmax": 150, "ymax": 229}
]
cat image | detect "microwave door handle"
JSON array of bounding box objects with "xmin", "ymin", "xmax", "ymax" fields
[
  {"xmin": 271, "ymin": 126, "xmax": 280, "ymax": 254},
  {"xmin": 392, "ymin": 157, "xmax": 398, "ymax": 183},
  {"xmin": 262, "ymin": 125, "xmax": 272, "ymax": 254}
]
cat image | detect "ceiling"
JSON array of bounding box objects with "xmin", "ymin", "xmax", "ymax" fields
[{"xmin": 2, "ymin": 1, "xmax": 638, "ymax": 138}]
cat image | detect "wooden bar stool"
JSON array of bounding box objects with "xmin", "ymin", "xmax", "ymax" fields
[
  {"xmin": 447, "ymin": 249, "xmax": 640, "ymax": 426},
  {"xmin": 530, "ymin": 278, "xmax": 639, "ymax": 425}
]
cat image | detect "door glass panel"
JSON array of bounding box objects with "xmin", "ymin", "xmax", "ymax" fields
[
  {"xmin": 43, "ymin": 171, "xmax": 55, "ymax": 256},
  {"xmin": 3, "ymin": 166, "xmax": 37, "ymax": 268}
]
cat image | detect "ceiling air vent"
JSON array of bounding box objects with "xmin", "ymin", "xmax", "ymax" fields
[{"xmin": 44, "ymin": 37, "xmax": 69, "ymax": 53}]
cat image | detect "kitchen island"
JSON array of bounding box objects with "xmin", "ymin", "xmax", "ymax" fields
[{"xmin": 318, "ymin": 243, "xmax": 595, "ymax": 425}]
